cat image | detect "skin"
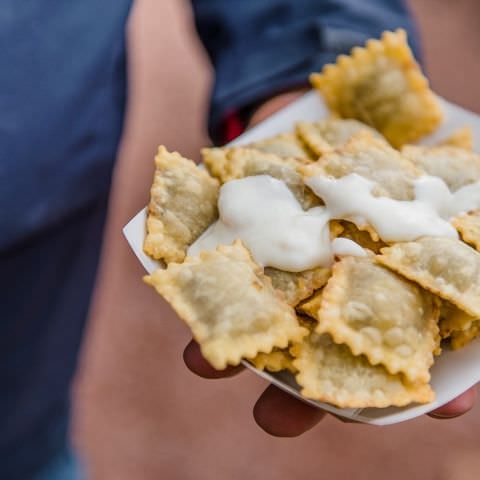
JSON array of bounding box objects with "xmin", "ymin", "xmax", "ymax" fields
[
  {"xmin": 184, "ymin": 339, "xmax": 477, "ymax": 436},
  {"xmin": 183, "ymin": 90, "xmax": 478, "ymax": 436}
]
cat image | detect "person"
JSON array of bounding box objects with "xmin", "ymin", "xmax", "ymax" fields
[{"xmin": 1, "ymin": 1, "xmax": 476, "ymax": 478}]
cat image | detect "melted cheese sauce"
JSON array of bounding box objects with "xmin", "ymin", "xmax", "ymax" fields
[
  {"xmin": 188, "ymin": 175, "xmax": 332, "ymax": 272},
  {"xmin": 331, "ymin": 237, "xmax": 368, "ymax": 258},
  {"xmin": 306, "ymin": 174, "xmax": 458, "ymax": 242},
  {"xmin": 189, "ymin": 172, "xmax": 480, "ymax": 272}
]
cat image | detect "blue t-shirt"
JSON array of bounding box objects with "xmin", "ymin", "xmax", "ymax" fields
[
  {"xmin": 0, "ymin": 1, "xmax": 417, "ymax": 477},
  {"xmin": 0, "ymin": 2, "xmax": 131, "ymax": 477}
]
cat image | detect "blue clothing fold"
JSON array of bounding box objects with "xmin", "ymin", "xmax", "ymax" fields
[{"xmin": 192, "ymin": 0, "xmax": 419, "ymax": 143}]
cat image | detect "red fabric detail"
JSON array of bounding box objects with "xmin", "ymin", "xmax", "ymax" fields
[{"xmin": 222, "ymin": 110, "xmax": 245, "ymax": 143}]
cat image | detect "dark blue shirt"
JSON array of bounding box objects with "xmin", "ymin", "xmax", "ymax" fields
[
  {"xmin": 0, "ymin": 1, "xmax": 418, "ymax": 477},
  {"xmin": 1, "ymin": 2, "xmax": 131, "ymax": 478}
]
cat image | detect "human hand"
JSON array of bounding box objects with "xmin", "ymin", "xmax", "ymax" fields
[
  {"xmin": 183, "ymin": 91, "xmax": 477, "ymax": 436},
  {"xmin": 183, "ymin": 340, "xmax": 476, "ymax": 436}
]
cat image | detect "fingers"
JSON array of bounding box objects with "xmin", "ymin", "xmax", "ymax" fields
[
  {"xmin": 184, "ymin": 338, "xmax": 475, "ymax": 430},
  {"xmin": 183, "ymin": 339, "xmax": 244, "ymax": 379},
  {"xmin": 428, "ymin": 386, "xmax": 477, "ymax": 419},
  {"xmin": 184, "ymin": 340, "xmax": 324, "ymax": 435},
  {"xmin": 253, "ymin": 384, "xmax": 326, "ymax": 437}
]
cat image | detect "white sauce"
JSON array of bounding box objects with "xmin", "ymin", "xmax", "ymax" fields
[
  {"xmin": 306, "ymin": 174, "xmax": 459, "ymax": 242},
  {"xmin": 189, "ymin": 171, "xmax": 480, "ymax": 272},
  {"xmin": 413, "ymin": 176, "xmax": 480, "ymax": 219},
  {"xmin": 188, "ymin": 175, "xmax": 333, "ymax": 272},
  {"xmin": 331, "ymin": 238, "xmax": 367, "ymax": 258}
]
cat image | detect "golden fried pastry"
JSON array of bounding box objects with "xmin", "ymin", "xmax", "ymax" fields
[
  {"xmin": 438, "ymin": 126, "xmax": 473, "ymax": 151},
  {"xmin": 378, "ymin": 237, "xmax": 480, "ymax": 318},
  {"xmin": 291, "ymin": 333, "xmax": 434, "ymax": 408},
  {"xmin": 302, "ymin": 133, "xmax": 421, "ymax": 200},
  {"xmin": 402, "ymin": 145, "xmax": 480, "ymax": 192},
  {"xmin": 451, "ymin": 211, "xmax": 480, "ymax": 251},
  {"xmin": 144, "ymin": 146, "xmax": 219, "ymax": 263},
  {"xmin": 144, "ymin": 241, "xmax": 308, "ymax": 369},
  {"xmin": 315, "ymin": 256, "xmax": 439, "ymax": 383},
  {"xmin": 311, "ymin": 29, "xmax": 443, "ymax": 147},
  {"xmin": 251, "ymin": 132, "xmax": 314, "ymax": 160},
  {"xmin": 202, "ymin": 147, "xmax": 319, "ymax": 209},
  {"xmin": 296, "ymin": 118, "xmax": 385, "ymax": 157},
  {"xmin": 264, "ymin": 267, "xmax": 330, "ymax": 307}
]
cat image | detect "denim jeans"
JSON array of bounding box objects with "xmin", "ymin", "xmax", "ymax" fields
[{"xmin": 33, "ymin": 448, "xmax": 84, "ymax": 480}]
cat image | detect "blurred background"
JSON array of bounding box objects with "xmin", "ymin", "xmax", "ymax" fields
[{"xmin": 73, "ymin": 0, "xmax": 480, "ymax": 479}]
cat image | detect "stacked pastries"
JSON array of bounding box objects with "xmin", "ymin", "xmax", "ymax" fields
[{"xmin": 142, "ymin": 30, "xmax": 480, "ymax": 408}]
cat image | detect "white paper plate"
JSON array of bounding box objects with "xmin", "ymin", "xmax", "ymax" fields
[{"xmin": 123, "ymin": 91, "xmax": 480, "ymax": 425}]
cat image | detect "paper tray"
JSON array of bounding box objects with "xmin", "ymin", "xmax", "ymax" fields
[{"xmin": 123, "ymin": 91, "xmax": 480, "ymax": 425}]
